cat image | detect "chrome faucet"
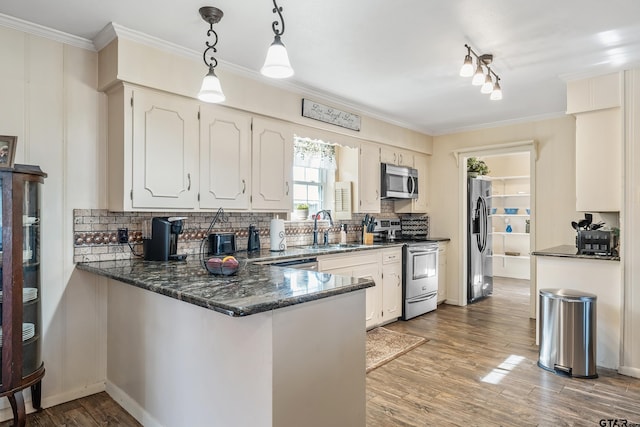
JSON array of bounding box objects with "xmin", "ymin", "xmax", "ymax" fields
[{"xmin": 312, "ymin": 210, "xmax": 334, "ymax": 246}]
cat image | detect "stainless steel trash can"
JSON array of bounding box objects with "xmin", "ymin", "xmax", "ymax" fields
[{"xmin": 538, "ymin": 288, "xmax": 597, "ymax": 378}]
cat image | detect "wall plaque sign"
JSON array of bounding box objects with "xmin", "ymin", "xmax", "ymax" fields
[{"xmin": 301, "ymin": 98, "xmax": 361, "ymax": 131}]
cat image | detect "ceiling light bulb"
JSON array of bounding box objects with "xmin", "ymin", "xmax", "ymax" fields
[
  {"xmin": 198, "ymin": 66, "xmax": 226, "ymax": 103},
  {"xmin": 481, "ymin": 72, "xmax": 493, "ymax": 94},
  {"xmin": 261, "ymin": 36, "xmax": 294, "ymax": 79},
  {"xmin": 459, "ymin": 54, "xmax": 474, "ymax": 77},
  {"xmin": 490, "ymin": 81, "xmax": 503, "ymax": 100},
  {"xmin": 472, "ymin": 63, "xmax": 485, "ymax": 85}
]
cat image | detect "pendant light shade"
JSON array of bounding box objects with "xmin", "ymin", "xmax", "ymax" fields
[
  {"xmin": 198, "ymin": 66, "xmax": 226, "ymax": 103},
  {"xmin": 481, "ymin": 71, "xmax": 493, "ymax": 94},
  {"xmin": 261, "ymin": 35, "xmax": 294, "ymax": 78},
  {"xmin": 471, "ymin": 62, "xmax": 485, "ymax": 86},
  {"xmin": 490, "ymin": 80, "xmax": 503, "ymax": 100},
  {"xmin": 261, "ymin": 0, "xmax": 294, "ymax": 79},
  {"xmin": 459, "ymin": 45, "xmax": 474, "ymax": 77},
  {"xmin": 459, "ymin": 54, "xmax": 474, "ymax": 77}
]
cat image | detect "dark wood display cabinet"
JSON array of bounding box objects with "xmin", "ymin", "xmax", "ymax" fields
[{"xmin": 0, "ymin": 165, "xmax": 46, "ymax": 426}]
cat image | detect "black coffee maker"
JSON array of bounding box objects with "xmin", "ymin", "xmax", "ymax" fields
[{"xmin": 143, "ymin": 217, "xmax": 187, "ymax": 261}]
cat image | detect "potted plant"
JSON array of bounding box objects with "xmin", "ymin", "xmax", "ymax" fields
[
  {"xmin": 467, "ymin": 157, "xmax": 490, "ymax": 177},
  {"xmin": 294, "ymin": 203, "xmax": 309, "ymax": 220}
]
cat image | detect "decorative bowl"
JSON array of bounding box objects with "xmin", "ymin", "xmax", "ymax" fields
[
  {"xmin": 491, "ymin": 208, "xmax": 497, "ymax": 215},
  {"xmin": 205, "ymin": 256, "xmax": 241, "ymax": 276},
  {"xmin": 504, "ymin": 208, "xmax": 519, "ymax": 215}
]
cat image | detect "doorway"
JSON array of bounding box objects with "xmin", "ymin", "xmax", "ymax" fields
[{"xmin": 457, "ymin": 141, "xmax": 537, "ymax": 319}]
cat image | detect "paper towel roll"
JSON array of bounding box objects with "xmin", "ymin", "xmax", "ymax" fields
[{"xmin": 270, "ymin": 219, "xmax": 286, "ymax": 251}]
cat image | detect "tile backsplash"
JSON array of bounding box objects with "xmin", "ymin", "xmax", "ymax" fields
[{"xmin": 73, "ymin": 200, "xmax": 426, "ymax": 263}]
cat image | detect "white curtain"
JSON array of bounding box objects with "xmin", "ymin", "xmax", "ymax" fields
[{"xmin": 293, "ymin": 137, "xmax": 337, "ymax": 170}]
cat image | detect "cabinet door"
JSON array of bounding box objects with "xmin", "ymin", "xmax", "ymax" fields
[
  {"xmin": 200, "ymin": 105, "xmax": 251, "ymax": 210},
  {"xmin": 381, "ymin": 261, "xmax": 402, "ymax": 322},
  {"xmin": 437, "ymin": 243, "xmax": 447, "ymax": 304},
  {"xmin": 251, "ymin": 117, "xmax": 293, "ymax": 211},
  {"xmin": 358, "ymin": 144, "xmax": 380, "ymax": 213},
  {"xmin": 351, "ymin": 263, "xmax": 381, "ymax": 329},
  {"xmin": 567, "ymin": 72, "xmax": 622, "ymax": 114},
  {"xmin": 575, "ymin": 109, "xmax": 621, "ymax": 211},
  {"xmin": 380, "ymin": 147, "xmax": 413, "ymax": 167},
  {"xmin": 131, "ymin": 89, "xmax": 199, "ymax": 209}
]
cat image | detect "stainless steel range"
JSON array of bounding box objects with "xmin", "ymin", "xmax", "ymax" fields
[{"xmin": 373, "ymin": 219, "xmax": 439, "ymax": 320}]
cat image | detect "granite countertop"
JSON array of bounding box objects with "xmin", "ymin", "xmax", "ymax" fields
[
  {"xmin": 531, "ymin": 245, "xmax": 620, "ymax": 261},
  {"xmin": 77, "ymin": 258, "xmax": 374, "ymax": 317}
]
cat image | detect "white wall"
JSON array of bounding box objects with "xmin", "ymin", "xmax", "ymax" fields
[
  {"xmin": 0, "ymin": 26, "xmax": 107, "ymax": 418},
  {"xmin": 430, "ymin": 116, "xmax": 579, "ymax": 305}
]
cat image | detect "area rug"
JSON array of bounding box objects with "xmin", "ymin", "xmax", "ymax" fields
[{"xmin": 366, "ymin": 327, "xmax": 427, "ymax": 373}]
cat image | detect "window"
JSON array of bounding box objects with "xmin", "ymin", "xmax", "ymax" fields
[
  {"xmin": 293, "ymin": 166, "xmax": 324, "ymax": 214},
  {"xmin": 293, "ymin": 137, "xmax": 337, "ymax": 218}
]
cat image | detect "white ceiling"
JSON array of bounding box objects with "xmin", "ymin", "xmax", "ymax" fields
[{"xmin": 2, "ymin": 0, "xmax": 640, "ymax": 135}]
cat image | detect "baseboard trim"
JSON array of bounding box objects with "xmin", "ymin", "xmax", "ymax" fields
[
  {"xmin": 0, "ymin": 381, "xmax": 106, "ymax": 422},
  {"xmin": 618, "ymin": 365, "xmax": 640, "ymax": 379},
  {"xmin": 106, "ymin": 381, "xmax": 163, "ymax": 427}
]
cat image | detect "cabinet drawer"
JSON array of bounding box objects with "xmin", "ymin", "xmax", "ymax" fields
[{"xmin": 382, "ymin": 249, "xmax": 402, "ymax": 264}]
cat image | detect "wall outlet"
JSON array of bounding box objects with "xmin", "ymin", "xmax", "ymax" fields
[{"xmin": 117, "ymin": 228, "xmax": 129, "ymax": 244}]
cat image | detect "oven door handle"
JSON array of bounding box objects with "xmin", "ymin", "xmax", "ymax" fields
[
  {"xmin": 407, "ymin": 292, "xmax": 437, "ymax": 303},
  {"xmin": 408, "ymin": 248, "xmax": 438, "ymax": 255}
]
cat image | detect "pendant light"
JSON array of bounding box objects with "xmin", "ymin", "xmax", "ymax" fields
[
  {"xmin": 197, "ymin": 6, "xmax": 226, "ymax": 103},
  {"xmin": 261, "ymin": 0, "xmax": 294, "ymax": 78}
]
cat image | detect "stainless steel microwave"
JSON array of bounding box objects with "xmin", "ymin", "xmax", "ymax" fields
[{"xmin": 380, "ymin": 163, "xmax": 418, "ymax": 199}]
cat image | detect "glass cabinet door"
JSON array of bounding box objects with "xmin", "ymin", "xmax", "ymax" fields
[{"xmin": 22, "ymin": 179, "xmax": 41, "ymax": 376}]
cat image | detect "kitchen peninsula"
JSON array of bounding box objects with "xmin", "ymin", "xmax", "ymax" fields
[
  {"xmin": 533, "ymin": 245, "xmax": 621, "ymax": 370},
  {"xmin": 77, "ymin": 259, "xmax": 374, "ymax": 427}
]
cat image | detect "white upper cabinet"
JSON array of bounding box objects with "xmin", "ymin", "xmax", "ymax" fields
[
  {"xmin": 380, "ymin": 146, "xmax": 414, "ymax": 167},
  {"xmin": 566, "ymin": 72, "xmax": 622, "ymax": 114},
  {"xmin": 575, "ymin": 108, "xmax": 622, "ymax": 212},
  {"xmin": 199, "ymin": 105, "xmax": 252, "ymax": 210},
  {"xmin": 358, "ymin": 143, "xmax": 381, "ymax": 213},
  {"xmin": 251, "ymin": 117, "xmax": 293, "ymax": 211},
  {"xmin": 107, "ymin": 84, "xmax": 199, "ymax": 211}
]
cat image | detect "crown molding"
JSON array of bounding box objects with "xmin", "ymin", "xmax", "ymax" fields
[{"xmin": 0, "ymin": 13, "xmax": 95, "ymax": 51}]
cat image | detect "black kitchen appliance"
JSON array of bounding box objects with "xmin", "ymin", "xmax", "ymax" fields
[
  {"xmin": 143, "ymin": 217, "xmax": 187, "ymax": 261},
  {"xmin": 576, "ymin": 230, "xmax": 618, "ymax": 256},
  {"xmin": 208, "ymin": 232, "xmax": 237, "ymax": 255},
  {"xmin": 247, "ymin": 224, "xmax": 261, "ymax": 252}
]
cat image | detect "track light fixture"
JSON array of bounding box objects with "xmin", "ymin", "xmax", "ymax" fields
[
  {"xmin": 261, "ymin": 0, "xmax": 294, "ymax": 78},
  {"xmin": 197, "ymin": 6, "xmax": 225, "ymax": 103},
  {"xmin": 460, "ymin": 44, "xmax": 502, "ymax": 100}
]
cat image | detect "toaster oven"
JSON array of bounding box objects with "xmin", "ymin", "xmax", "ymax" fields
[{"xmin": 576, "ymin": 230, "xmax": 618, "ymax": 256}]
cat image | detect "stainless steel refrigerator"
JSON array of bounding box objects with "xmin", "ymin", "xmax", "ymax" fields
[{"xmin": 467, "ymin": 177, "xmax": 493, "ymax": 303}]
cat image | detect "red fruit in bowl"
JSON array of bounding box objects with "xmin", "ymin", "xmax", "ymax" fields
[
  {"xmin": 206, "ymin": 257, "xmax": 223, "ymax": 268},
  {"xmin": 222, "ymin": 256, "xmax": 239, "ymax": 268}
]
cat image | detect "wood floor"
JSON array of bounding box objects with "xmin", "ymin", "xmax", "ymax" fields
[
  {"xmin": 367, "ymin": 277, "xmax": 640, "ymax": 426},
  {"xmin": 2, "ymin": 277, "xmax": 639, "ymax": 426}
]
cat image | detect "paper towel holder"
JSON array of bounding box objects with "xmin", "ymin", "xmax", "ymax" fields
[{"xmin": 270, "ymin": 217, "xmax": 286, "ymax": 252}]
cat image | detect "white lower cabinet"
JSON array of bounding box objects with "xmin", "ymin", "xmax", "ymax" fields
[
  {"xmin": 437, "ymin": 242, "xmax": 447, "ymax": 304},
  {"xmin": 381, "ymin": 248, "xmax": 402, "ymax": 323},
  {"xmin": 319, "ymin": 250, "xmax": 401, "ymax": 329}
]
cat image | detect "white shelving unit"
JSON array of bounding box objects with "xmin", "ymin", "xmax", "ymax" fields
[{"xmin": 489, "ymin": 175, "xmax": 531, "ymax": 280}]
